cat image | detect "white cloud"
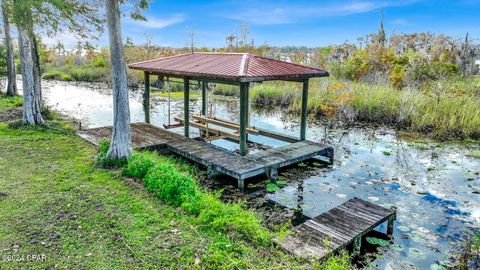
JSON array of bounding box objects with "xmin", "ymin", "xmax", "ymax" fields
[
  {"xmin": 225, "ymin": 0, "xmax": 422, "ymax": 25},
  {"xmin": 131, "ymin": 14, "xmax": 184, "ymax": 29}
]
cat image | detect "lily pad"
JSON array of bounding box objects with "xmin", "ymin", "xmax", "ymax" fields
[
  {"xmin": 439, "ymin": 260, "xmax": 457, "ymax": 268},
  {"xmin": 389, "ymin": 244, "xmax": 404, "ymax": 252},
  {"xmin": 408, "ymin": 247, "xmax": 424, "ymax": 257},
  {"xmin": 397, "ymin": 225, "xmax": 410, "ymax": 232},
  {"xmin": 411, "ymin": 231, "xmax": 427, "ymax": 243},
  {"xmin": 276, "ymin": 180, "xmax": 287, "ymax": 186},
  {"xmin": 266, "ymin": 183, "xmax": 280, "ymax": 192},
  {"xmin": 430, "ymin": 263, "xmax": 446, "ymax": 270},
  {"xmin": 366, "ymin": 237, "xmax": 390, "ymax": 247}
]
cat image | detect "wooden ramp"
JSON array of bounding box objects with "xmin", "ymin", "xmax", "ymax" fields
[
  {"xmin": 77, "ymin": 123, "xmax": 334, "ymax": 190},
  {"xmin": 274, "ymin": 197, "xmax": 396, "ymax": 259}
]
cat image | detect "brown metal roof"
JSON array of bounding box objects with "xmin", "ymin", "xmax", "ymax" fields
[{"xmin": 128, "ymin": 52, "xmax": 329, "ymax": 83}]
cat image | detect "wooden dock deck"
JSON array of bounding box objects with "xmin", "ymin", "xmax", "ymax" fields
[
  {"xmin": 77, "ymin": 123, "xmax": 334, "ymax": 189},
  {"xmin": 274, "ymin": 197, "xmax": 396, "ymax": 259}
]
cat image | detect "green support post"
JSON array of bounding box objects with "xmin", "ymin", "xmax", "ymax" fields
[
  {"xmin": 239, "ymin": 82, "xmax": 249, "ymax": 156},
  {"xmin": 300, "ymin": 79, "xmax": 309, "ymax": 140},
  {"xmin": 184, "ymin": 78, "xmax": 190, "ymax": 137},
  {"xmin": 201, "ymin": 81, "xmax": 207, "ymax": 116},
  {"xmin": 157, "ymin": 75, "xmax": 164, "ymax": 90},
  {"xmin": 144, "ymin": 72, "xmax": 150, "ymax": 123}
]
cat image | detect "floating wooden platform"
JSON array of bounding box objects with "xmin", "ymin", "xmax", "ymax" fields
[
  {"xmin": 274, "ymin": 197, "xmax": 396, "ymax": 259},
  {"xmin": 77, "ymin": 123, "xmax": 334, "ymax": 189}
]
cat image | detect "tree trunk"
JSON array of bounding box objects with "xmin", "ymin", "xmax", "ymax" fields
[
  {"xmin": 1, "ymin": 0, "xmax": 17, "ymax": 96},
  {"xmin": 18, "ymin": 25, "xmax": 44, "ymax": 125},
  {"xmin": 32, "ymin": 35, "xmax": 42, "ymax": 102},
  {"xmin": 106, "ymin": 0, "xmax": 132, "ymax": 159}
]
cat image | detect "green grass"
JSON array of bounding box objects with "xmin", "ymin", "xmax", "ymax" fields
[
  {"xmin": 43, "ymin": 64, "xmax": 110, "ymax": 82},
  {"xmin": 212, "ymin": 84, "xmax": 239, "ymax": 97},
  {"xmin": 154, "ymin": 90, "xmax": 201, "ymax": 99},
  {"xmin": 0, "ymin": 93, "xmax": 22, "ymax": 111},
  {"xmin": 0, "ymin": 96, "xmax": 352, "ymax": 269}
]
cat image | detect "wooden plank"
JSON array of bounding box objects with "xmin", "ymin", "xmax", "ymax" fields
[
  {"xmin": 274, "ymin": 197, "xmax": 396, "ymax": 260},
  {"xmin": 191, "ymin": 114, "xmax": 259, "ymax": 135},
  {"xmin": 174, "ymin": 116, "xmax": 240, "ymax": 138}
]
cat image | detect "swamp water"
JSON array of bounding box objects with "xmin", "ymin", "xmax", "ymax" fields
[{"xmin": 38, "ymin": 80, "xmax": 480, "ymax": 269}]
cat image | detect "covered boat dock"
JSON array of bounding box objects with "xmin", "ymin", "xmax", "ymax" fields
[{"xmin": 79, "ymin": 52, "xmax": 334, "ymax": 189}]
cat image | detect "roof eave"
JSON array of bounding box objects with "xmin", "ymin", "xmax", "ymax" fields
[
  {"xmin": 128, "ymin": 66, "xmax": 329, "ymax": 83},
  {"xmin": 239, "ymin": 72, "xmax": 330, "ymax": 83}
]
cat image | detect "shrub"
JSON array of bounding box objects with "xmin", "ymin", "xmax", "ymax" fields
[
  {"xmin": 95, "ymin": 140, "xmax": 127, "ymax": 168},
  {"xmin": 143, "ymin": 162, "xmax": 197, "ymax": 206},
  {"xmin": 122, "ymin": 151, "xmax": 157, "ymax": 179},
  {"xmin": 389, "ymin": 64, "xmax": 406, "ymax": 89},
  {"xmin": 183, "ymin": 192, "xmax": 270, "ymax": 245},
  {"xmin": 42, "ymin": 70, "xmax": 66, "ymax": 80},
  {"xmin": 212, "ymin": 84, "xmax": 239, "ymax": 97},
  {"xmin": 250, "ymin": 84, "xmax": 297, "ymax": 106},
  {"xmin": 60, "ymin": 73, "xmax": 73, "ymax": 81},
  {"xmin": 123, "ymin": 150, "xmax": 273, "ymax": 245}
]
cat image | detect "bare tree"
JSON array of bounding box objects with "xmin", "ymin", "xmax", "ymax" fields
[
  {"xmin": 105, "ymin": 0, "xmax": 132, "ymax": 159},
  {"xmin": 1, "ymin": 0, "xmax": 17, "ymax": 96}
]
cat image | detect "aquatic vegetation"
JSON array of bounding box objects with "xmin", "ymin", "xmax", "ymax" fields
[
  {"xmin": 467, "ymin": 150, "xmax": 480, "ymax": 159},
  {"xmin": 382, "ymin": 151, "xmax": 391, "ymax": 156},
  {"xmin": 397, "ymin": 225, "xmax": 410, "ymax": 232},
  {"xmin": 276, "ymin": 180, "xmax": 288, "ymax": 186},
  {"xmin": 266, "ymin": 183, "xmax": 280, "ymax": 192},
  {"xmin": 389, "ymin": 244, "xmax": 404, "ymax": 252},
  {"xmin": 430, "ymin": 263, "xmax": 447, "ymax": 270},
  {"xmin": 366, "ymin": 237, "xmax": 390, "ymax": 247},
  {"xmin": 409, "ymin": 248, "xmax": 425, "ymax": 257}
]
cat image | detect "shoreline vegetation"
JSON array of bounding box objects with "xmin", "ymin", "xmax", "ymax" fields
[
  {"xmin": 0, "ymin": 94, "xmax": 351, "ymax": 269},
  {"xmin": 39, "ymin": 74, "xmax": 480, "ymax": 141},
  {"xmin": 35, "ymin": 30, "xmax": 480, "ymax": 141}
]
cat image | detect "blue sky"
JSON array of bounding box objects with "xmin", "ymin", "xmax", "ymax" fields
[{"xmin": 53, "ymin": 0, "xmax": 480, "ymax": 48}]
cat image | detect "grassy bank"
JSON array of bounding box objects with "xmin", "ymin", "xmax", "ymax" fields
[
  {"xmin": 250, "ymin": 77, "xmax": 480, "ymax": 140},
  {"xmin": 0, "ymin": 96, "xmax": 350, "ymax": 269},
  {"xmin": 0, "ymin": 93, "xmax": 22, "ymax": 111}
]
